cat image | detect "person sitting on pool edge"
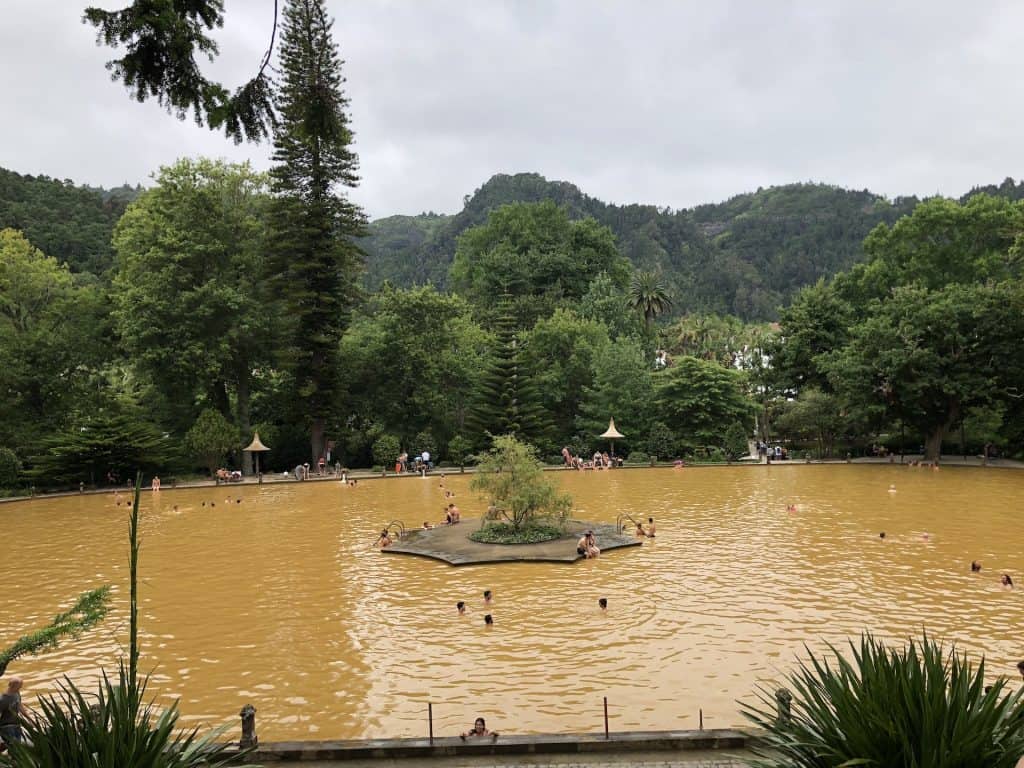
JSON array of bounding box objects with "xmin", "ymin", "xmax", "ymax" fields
[
  {"xmin": 577, "ymin": 530, "xmax": 600, "ymax": 558},
  {"xmin": 460, "ymin": 716, "xmax": 498, "ymax": 741}
]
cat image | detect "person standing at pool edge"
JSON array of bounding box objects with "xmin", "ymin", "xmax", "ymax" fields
[{"xmin": 0, "ymin": 677, "xmax": 27, "ymax": 745}]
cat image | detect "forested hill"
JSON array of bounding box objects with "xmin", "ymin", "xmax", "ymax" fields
[
  {"xmin": 0, "ymin": 168, "xmax": 142, "ymax": 275},
  {"xmin": 360, "ymin": 173, "xmax": 917, "ymax": 319},
  {"xmin": 4, "ymin": 162, "xmax": 1024, "ymax": 320},
  {"xmin": 361, "ymin": 173, "xmax": 1024, "ymax": 320}
]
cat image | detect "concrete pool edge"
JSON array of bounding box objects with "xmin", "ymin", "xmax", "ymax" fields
[{"xmin": 238, "ymin": 728, "xmax": 752, "ymax": 762}]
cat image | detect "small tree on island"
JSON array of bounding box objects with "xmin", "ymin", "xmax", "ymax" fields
[{"xmin": 471, "ymin": 435, "xmax": 572, "ymax": 539}]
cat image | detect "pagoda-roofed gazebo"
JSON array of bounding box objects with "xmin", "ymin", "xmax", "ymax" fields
[{"xmin": 599, "ymin": 418, "xmax": 624, "ymax": 459}]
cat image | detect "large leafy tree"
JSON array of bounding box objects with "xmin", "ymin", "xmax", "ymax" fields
[
  {"xmin": 822, "ymin": 282, "xmax": 1024, "ymax": 461},
  {"xmin": 576, "ymin": 336, "xmax": 655, "ymax": 454},
  {"xmin": 449, "ymin": 201, "xmax": 629, "ymax": 329},
  {"xmin": 337, "ymin": 286, "xmax": 490, "ymax": 457},
  {"xmin": 0, "ymin": 229, "xmax": 111, "ymax": 455},
  {"xmin": 519, "ymin": 309, "xmax": 610, "ymax": 442},
  {"xmin": 806, "ymin": 194, "xmax": 1024, "ymax": 461},
  {"xmin": 263, "ymin": 0, "xmax": 366, "ymax": 462},
  {"xmin": 654, "ymin": 356, "xmax": 753, "ymax": 450},
  {"xmin": 112, "ymin": 158, "xmax": 270, "ymax": 441}
]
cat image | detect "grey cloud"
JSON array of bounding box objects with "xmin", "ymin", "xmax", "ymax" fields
[{"xmin": 1, "ymin": 0, "xmax": 1022, "ymax": 218}]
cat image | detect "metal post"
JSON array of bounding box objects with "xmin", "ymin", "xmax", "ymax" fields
[
  {"xmin": 428, "ymin": 702, "xmax": 434, "ymax": 745},
  {"xmin": 699, "ymin": 708, "xmax": 703, "ymax": 730},
  {"xmin": 603, "ymin": 696, "xmax": 609, "ymax": 739},
  {"xmin": 239, "ymin": 704, "xmax": 257, "ymax": 748}
]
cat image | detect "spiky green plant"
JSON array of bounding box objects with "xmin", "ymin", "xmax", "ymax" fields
[
  {"xmin": 742, "ymin": 633, "xmax": 1024, "ymax": 767},
  {"xmin": 2, "ymin": 662, "xmax": 252, "ymax": 767}
]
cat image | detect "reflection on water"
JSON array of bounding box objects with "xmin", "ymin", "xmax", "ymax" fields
[{"xmin": 1, "ymin": 466, "xmax": 1022, "ymax": 739}]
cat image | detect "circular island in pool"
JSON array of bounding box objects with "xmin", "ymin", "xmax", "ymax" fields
[{"xmin": 382, "ymin": 518, "xmax": 641, "ymax": 565}]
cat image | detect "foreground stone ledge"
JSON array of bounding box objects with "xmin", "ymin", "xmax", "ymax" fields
[{"xmin": 240, "ymin": 729, "xmax": 748, "ymax": 762}]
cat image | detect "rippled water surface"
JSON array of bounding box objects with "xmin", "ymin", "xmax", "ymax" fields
[{"xmin": 2, "ymin": 465, "xmax": 1022, "ymax": 740}]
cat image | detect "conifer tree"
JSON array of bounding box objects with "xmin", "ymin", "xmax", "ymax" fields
[
  {"xmin": 264, "ymin": 0, "xmax": 366, "ymax": 462},
  {"xmin": 468, "ymin": 299, "xmax": 553, "ymax": 452}
]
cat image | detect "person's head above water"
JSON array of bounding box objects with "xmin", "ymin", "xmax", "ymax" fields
[
  {"xmin": 483, "ymin": 589, "xmax": 492, "ymax": 600},
  {"xmin": 1002, "ymin": 574, "xmax": 1014, "ymax": 587},
  {"xmin": 483, "ymin": 614, "xmax": 493, "ymax": 625},
  {"xmin": 473, "ymin": 717, "xmax": 486, "ymax": 732},
  {"xmin": 971, "ymin": 560, "xmax": 982, "ymax": 572},
  {"xmin": 457, "ymin": 601, "xmax": 465, "ymax": 613},
  {"xmin": 1017, "ymin": 660, "xmax": 1024, "ymax": 678},
  {"xmin": 879, "ymin": 532, "xmax": 886, "ymax": 539},
  {"xmin": 598, "ymin": 597, "xmax": 607, "ymax": 610},
  {"xmin": 648, "ymin": 517, "xmax": 654, "ymax": 524}
]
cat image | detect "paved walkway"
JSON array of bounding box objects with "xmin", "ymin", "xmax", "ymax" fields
[{"xmin": 288, "ymin": 752, "xmax": 749, "ymax": 768}]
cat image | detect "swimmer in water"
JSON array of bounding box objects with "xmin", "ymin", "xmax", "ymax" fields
[
  {"xmin": 483, "ymin": 589, "xmax": 492, "ymax": 605},
  {"xmin": 483, "ymin": 614, "xmax": 493, "ymax": 626},
  {"xmin": 786, "ymin": 504, "xmax": 797, "ymax": 513},
  {"xmin": 879, "ymin": 532, "xmax": 886, "ymax": 540},
  {"xmin": 1002, "ymin": 574, "xmax": 1014, "ymax": 588},
  {"xmin": 598, "ymin": 597, "xmax": 607, "ymax": 611},
  {"xmin": 1017, "ymin": 660, "xmax": 1024, "ymax": 680},
  {"xmin": 377, "ymin": 528, "xmax": 392, "ymax": 548},
  {"xmin": 635, "ymin": 521, "xmax": 646, "ymax": 537},
  {"xmin": 457, "ymin": 601, "xmax": 466, "ymax": 615},
  {"xmin": 646, "ymin": 518, "xmax": 656, "ymax": 538},
  {"xmin": 921, "ymin": 532, "xmax": 930, "ymax": 541},
  {"xmin": 888, "ymin": 484, "xmax": 896, "ymax": 493},
  {"xmin": 422, "ymin": 521, "xmax": 434, "ymax": 529},
  {"xmin": 971, "ymin": 560, "xmax": 982, "ymax": 572}
]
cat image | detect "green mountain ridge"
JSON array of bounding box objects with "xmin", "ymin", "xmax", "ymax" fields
[
  {"xmin": 3, "ymin": 164, "xmax": 1023, "ymax": 320},
  {"xmin": 362, "ymin": 172, "xmax": 1024, "ymax": 319}
]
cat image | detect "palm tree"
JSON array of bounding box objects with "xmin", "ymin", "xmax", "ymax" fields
[{"xmin": 627, "ymin": 271, "xmax": 673, "ymax": 332}]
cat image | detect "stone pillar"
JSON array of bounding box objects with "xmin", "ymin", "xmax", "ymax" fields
[
  {"xmin": 775, "ymin": 688, "xmax": 792, "ymax": 727},
  {"xmin": 240, "ymin": 704, "xmax": 257, "ymax": 748}
]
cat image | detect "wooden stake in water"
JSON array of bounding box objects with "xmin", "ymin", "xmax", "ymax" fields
[
  {"xmin": 428, "ymin": 702, "xmax": 434, "ymax": 745},
  {"xmin": 604, "ymin": 696, "xmax": 609, "ymax": 739}
]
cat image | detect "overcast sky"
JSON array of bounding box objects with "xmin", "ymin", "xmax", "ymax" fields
[{"xmin": 2, "ymin": 1, "xmax": 1022, "ymax": 219}]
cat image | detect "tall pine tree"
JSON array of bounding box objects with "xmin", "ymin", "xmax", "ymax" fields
[
  {"xmin": 468, "ymin": 298, "xmax": 553, "ymax": 452},
  {"xmin": 265, "ymin": 0, "xmax": 366, "ymax": 461}
]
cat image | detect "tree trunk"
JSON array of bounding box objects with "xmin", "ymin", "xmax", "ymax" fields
[
  {"xmin": 923, "ymin": 406, "xmax": 959, "ymax": 463},
  {"xmin": 311, "ymin": 417, "xmax": 325, "ymax": 464},
  {"xmin": 237, "ymin": 368, "xmax": 253, "ymax": 475},
  {"xmin": 211, "ymin": 379, "xmax": 231, "ymax": 419}
]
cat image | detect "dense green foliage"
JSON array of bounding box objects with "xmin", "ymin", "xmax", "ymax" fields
[
  {"xmin": 0, "ymin": 168, "xmax": 135, "ymax": 275},
  {"xmin": 0, "ymin": 587, "xmax": 110, "ymax": 677},
  {"xmin": 6, "ymin": 140, "xmax": 1024, "ymax": 479},
  {"xmin": 0, "ymin": 447, "xmax": 21, "ymax": 489},
  {"xmin": 742, "ymin": 633, "xmax": 1024, "ymax": 768},
  {"xmin": 184, "ymin": 408, "xmax": 240, "ymax": 475},
  {"xmin": 2, "ymin": 663, "xmax": 249, "ymax": 768},
  {"xmin": 470, "ymin": 521, "xmax": 565, "ymax": 544}
]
